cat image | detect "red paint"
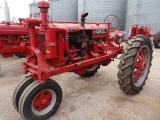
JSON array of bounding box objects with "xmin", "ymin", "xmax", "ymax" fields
[
  {"xmin": 128, "ymin": 25, "xmax": 155, "ymax": 40},
  {"xmin": 33, "ymin": 90, "xmax": 52, "ymax": 111},
  {"xmin": 0, "ymin": 18, "xmax": 39, "ymax": 58},
  {"xmin": 133, "ymin": 48, "xmax": 147, "ymax": 83},
  {"xmin": 22, "ymin": 1, "xmax": 125, "ymax": 84}
]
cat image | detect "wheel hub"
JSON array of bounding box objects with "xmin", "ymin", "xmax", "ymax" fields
[
  {"xmin": 133, "ymin": 49, "xmax": 147, "ymax": 83},
  {"xmin": 33, "ymin": 90, "xmax": 52, "ymax": 111}
]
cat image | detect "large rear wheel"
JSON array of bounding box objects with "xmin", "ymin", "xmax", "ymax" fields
[
  {"xmin": 18, "ymin": 79, "xmax": 62, "ymax": 120},
  {"xmin": 118, "ymin": 35, "xmax": 152, "ymax": 94}
]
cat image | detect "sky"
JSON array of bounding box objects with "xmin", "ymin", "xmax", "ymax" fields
[{"xmin": 0, "ymin": 0, "xmax": 33, "ymax": 22}]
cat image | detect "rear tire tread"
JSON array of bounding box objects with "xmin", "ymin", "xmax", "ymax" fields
[{"xmin": 118, "ymin": 35, "xmax": 153, "ymax": 95}]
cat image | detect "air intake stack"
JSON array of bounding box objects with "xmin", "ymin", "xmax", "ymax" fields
[{"xmin": 37, "ymin": 1, "xmax": 50, "ymax": 30}]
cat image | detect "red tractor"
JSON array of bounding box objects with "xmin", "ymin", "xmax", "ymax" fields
[
  {"xmin": 128, "ymin": 24, "xmax": 155, "ymax": 40},
  {"xmin": 12, "ymin": 1, "xmax": 153, "ymax": 120},
  {"xmin": 0, "ymin": 19, "xmax": 30, "ymax": 58}
]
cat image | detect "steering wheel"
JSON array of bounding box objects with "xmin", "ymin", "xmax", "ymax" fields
[{"xmin": 104, "ymin": 14, "xmax": 119, "ymax": 31}]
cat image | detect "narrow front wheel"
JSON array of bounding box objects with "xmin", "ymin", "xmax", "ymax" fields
[
  {"xmin": 13, "ymin": 76, "xmax": 34, "ymax": 112},
  {"xmin": 18, "ymin": 79, "xmax": 62, "ymax": 120}
]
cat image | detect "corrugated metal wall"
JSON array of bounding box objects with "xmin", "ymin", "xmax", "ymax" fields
[
  {"xmin": 78, "ymin": 0, "xmax": 128, "ymax": 30},
  {"xmin": 125, "ymin": 0, "xmax": 160, "ymax": 38},
  {"xmin": 29, "ymin": 0, "xmax": 78, "ymax": 21},
  {"xmin": 78, "ymin": 0, "xmax": 85, "ymax": 21},
  {"xmin": 29, "ymin": 2, "xmax": 40, "ymax": 18}
]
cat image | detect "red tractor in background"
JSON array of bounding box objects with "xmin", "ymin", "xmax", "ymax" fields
[
  {"xmin": 12, "ymin": 1, "xmax": 153, "ymax": 120},
  {"xmin": 0, "ymin": 19, "xmax": 30, "ymax": 58},
  {"xmin": 0, "ymin": 0, "xmax": 31, "ymax": 58},
  {"xmin": 127, "ymin": 24, "xmax": 160, "ymax": 48},
  {"xmin": 128, "ymin": 24, "xmax": 155, "ymax": 40}
]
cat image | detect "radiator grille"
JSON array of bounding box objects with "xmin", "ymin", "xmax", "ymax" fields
[{"xmin": 38, "ymin": 34, "xmax": 46, "ymax": 54}]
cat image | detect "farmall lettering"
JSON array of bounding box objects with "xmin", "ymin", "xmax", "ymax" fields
[{"xmin": 94, "ymin": 29, "xmax": 106, "ymax": 35}]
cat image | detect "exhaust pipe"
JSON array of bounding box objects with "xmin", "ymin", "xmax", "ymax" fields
[
  {"xmin": 81, "ymin": 12, "xmax": 88, "ymax": 28},
  {"xmin": 4, "ymin": 0, "xmax": 10, "ymax": 25}
]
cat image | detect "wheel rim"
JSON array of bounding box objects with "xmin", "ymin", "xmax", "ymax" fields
[
  {"xmin": 31, "ymin": 89, "xmax": 57, "ymax": 116},
  {"xmin": 132, "ymin": 45, "xmax": 150, "ymax": 87}
]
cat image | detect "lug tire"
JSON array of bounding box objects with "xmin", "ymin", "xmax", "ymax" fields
[
  {"xmin": 13, "ymin": 76, "xmax": 34, "ymax": 112},
  {"xmin": 153, "ymin": 31, "xmax": 160, "ymax": 48},
  {"xmin": 81, "ymin": 65, "xmax": 100, "ymax": 77},
  {"xmin": 117, "ymin": 35, "xmax": 153, "ymax": 95},
  {"xmin": 18, "ymin": 79, "xmax": 62, "ymax": 120}
]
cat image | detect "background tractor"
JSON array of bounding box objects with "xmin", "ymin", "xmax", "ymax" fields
[
  {"xmin": 0, "ymin": 19, "xmax": 30, "ymax": 58},
  {"xmin": 128, "ymin": 24, "xmax": 155, "ymax": 40}
]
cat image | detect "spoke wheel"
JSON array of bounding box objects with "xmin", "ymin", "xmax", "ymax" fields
[
  {"xmin": 133, "ymin": 46, "xmax": 150, "ymax": 87},
  {"xmin": 153, "ymin": 31, "xmax": 160, "ymax": 48},
  {"xmin": 118, "ymin": 35, "xmax": 153, "ymax": 94},
  {"xmin": 81, "ymin": 65, "xmax": 100, "ymax": 77},
  {"xmin": 13, "ymin": 76, "xmax": 34, "ymax": 112},
  {"xmin": 19, "ymin": 79, "xmax": 62, "ymax": 120}
]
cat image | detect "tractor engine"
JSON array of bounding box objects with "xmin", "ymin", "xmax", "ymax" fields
[{"xmin": 71, "ymin": 31, "xmax": 89, "ymax": 57}]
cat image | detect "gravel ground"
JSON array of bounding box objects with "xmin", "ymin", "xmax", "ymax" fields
[{"xmin": 0, "ymin": 48, "xmax": 160, "ymax": 120}]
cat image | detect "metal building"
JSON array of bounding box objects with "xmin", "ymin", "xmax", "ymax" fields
[
  {"xmin": 125, "ymin": 0, "xmax": 160, "ymax": 38},
  {"xmin": 29, "ymin": 1, "xmax": 40, "ymax": 18},
  {"xmin": 29, "ymin": 0, "xmax": 78, "ymax": 21},
  {"xmin": 78, "ymin": 0, "xmax": 128, "ymax": 30}
]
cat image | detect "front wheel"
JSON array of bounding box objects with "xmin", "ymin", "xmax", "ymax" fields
[
  {"xmin": 13, "ymin": 76, "xmax": 34, "ymax": 112},
  {"xmin": 18, "ymin": 79, "xmax": 62, "ymax": 120},
  {"xmin": 117, "ymin": 35, "xmax": 153, "ymax": 95}
]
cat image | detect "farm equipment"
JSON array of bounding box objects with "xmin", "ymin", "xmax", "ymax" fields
[
  {"xmin": 0, "ymin": 0, "xmax": 30, "ymax": 58},
  {"xmin": 0, "ymin": 19, "xmax": 30, "ymax": 58},
  {"xmin": 13, "ymin": 1, "xmax": 153, "ymax": 120},
  {"xmin": 128, "ymin": 25, "xmax": 155, "ymax": 40}
]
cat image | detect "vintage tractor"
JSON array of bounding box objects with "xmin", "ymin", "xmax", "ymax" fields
[
  {"xmin": 128, "ymin": 24, "xmax": 155, "ymax": 40},
  {"xmin": 0, "ymin": 0, "xmax": 30, "ymax": 58},
  {"xmin": 12, "ymin": 1, "xmax": 153, "ymax": 120},
  {"xmin": 153, "ymin": 31, "xmax": 160, "ymax": 48},
  {"xmin": 0, "ymin": 19, "xmax": 30, "ymax": 58}
]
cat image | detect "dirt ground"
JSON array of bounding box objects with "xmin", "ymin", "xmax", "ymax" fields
[{"xmin": 0, "ymin": 48, "xmax": 160, "ymax": 120}]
